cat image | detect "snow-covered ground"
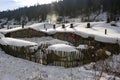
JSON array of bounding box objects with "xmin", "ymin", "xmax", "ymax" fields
[{"xmin": 0, "ymin": 49, "xmax": 120, "ymax": 80}]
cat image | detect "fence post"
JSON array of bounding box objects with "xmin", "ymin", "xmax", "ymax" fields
[
  {"xmin": 70, "ymin": 23, "xmax": 73, "ymax": 28},
  {"xmin": 62, "ymin": 24, "xmax": 65, "ymax": 28},
  {"xmin": 105, "ymin": 29, "xmax": 107, "ymax": 35}
]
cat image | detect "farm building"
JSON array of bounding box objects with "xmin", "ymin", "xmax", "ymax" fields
[
  {"xmin": 53, "ymin": 32, "xmax": 99, "ymax": 47},
  {"xmin": 53, "ymin": 32, "xmax": 83, "ymax": 46},
  {"xmin": 45, "ymin": 44, "xmax": 82, "ymax": 67},
  {"xmin": 4, "ymin": 28, "xmax": 47, "ymax": 38},
  {"xmin": 76, "ymin": 42, "xmax": 120, "ymax": 63},
  {"xmin": 53, "ymin": 31, "xmax": 120, "ymax": 55},
  {"xmin": 0, "ymin": 37, "xmax": 39, "ymax": 62},
  {"xmin": 0, "ymin": 22, "xmax": 53, "ymax": 38}
]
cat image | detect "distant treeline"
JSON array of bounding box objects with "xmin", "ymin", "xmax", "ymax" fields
[{"xmin": 0, "ymin": 0, "xmax": 120, "ymax": 21}]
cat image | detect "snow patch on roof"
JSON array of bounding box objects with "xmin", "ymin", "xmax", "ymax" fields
[
  {"xmin": 47, "ymin": 44, "xmax": 78, "ymax": 52},
  {"xmin": 18, "ymin": 37, "xmax": 70, "ymax": 46},
  {"xmin": 0, "ymin": 38, "xmax": 37, "ymax": 46},
  {"xmin": 0, "ymin": 27, "xmax": 24, "ymax": 34},
  {"xmin": 40, "ymin": 39, "xmax": 70, "ymax": 45},
  {"xmin": 77, "ymin": 44, "xmax": 88, "ymax": 49},
  {"xmin": 105, "ymin": 51, "xmax": 111, "ymax": 56},
  {"xmin": 29, "ymin": 22, "xmax": 53, "ymax": 32}
]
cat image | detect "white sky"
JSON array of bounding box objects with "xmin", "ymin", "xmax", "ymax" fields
[{"xmin": 0, "ymin": 0, "xmax": 58, "ymax": 11}]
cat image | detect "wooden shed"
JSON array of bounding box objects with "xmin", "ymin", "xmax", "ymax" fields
[
  {"xmin": 53, "ymin": 32, "xmax": 96, "ymax": 46},
  {"xmin": 5, "ymin": 28, "xmax": 47, "ymax": 38},
  {"xmin": 0, "ymin": 37, "xmax": 39, "ymax": 62},
  {"xmin": 44, "ymin": 44, "xmax": 83, "ymax": 67}
]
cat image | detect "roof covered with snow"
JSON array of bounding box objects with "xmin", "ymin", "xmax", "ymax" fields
[
  {"xmin": 29, "ymin": 22, "xmax": 53, "ymax": 32},
  {"xmin": 0, "ymin": 27, "xmax": 25, "ymax": 34},
  {"xmin": 18, "ymin": 37, "xmax": 71, "ymax": 46},
  {"xmin": 47, "ymin": 44, "xmax": 78, "ymax": 52},
  {"xmin": 39, "ymin": 39, "xmax": 70, "ymax": 45},
  {"xmin": 0, "ymin": 38, "xmax": 37, "ymax": 47},
  {"xmin": 0, "ymin": 22, "xmax": 120, "ymax": 44},
  {"xmin": 0, "ymin": 22, "xmax": 51, "ymax": 34}
]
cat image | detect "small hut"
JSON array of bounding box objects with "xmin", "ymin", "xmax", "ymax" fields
[
  {"xmin": 76, "ymin": 44, "xmax": 95, "ymax": 63},
  {"xmin": 0, "ymin": 22, "xmax": 53, "ymax": 38},
  {"xmin": 3, "ymin": 28, "xmax": 47, "ymax": 38},
  {"xmin": 0, "ymin": 37, "xmax": 39, "ymax": 62},
  {"xmin": 45, "ymin": 44, "xmax": 82, "ymax": 67}
]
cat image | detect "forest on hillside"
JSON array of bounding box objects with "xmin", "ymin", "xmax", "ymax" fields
[{"xmin": 0, "ymin": 0, "xmax": 120, "ymax": 22}]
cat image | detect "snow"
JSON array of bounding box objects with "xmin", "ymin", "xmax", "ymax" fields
[
  {"xmin": 0, "ymin": 22, "xmax": 52, "ymax": 34},
  {"xmin": 110, "ymin": 21, "xmax": 116, "ymax": 25},
  {"xmin": 90, "ymin": 12, "xmax": 107, "ymax": 21},
  {"xmin": 4, "ymin": 25, "xmax": 21, "ymax": 29},
  {"xmin": 0, "ymin": 49, "xmax": 119, "ymax": 80},
  {"xmin": 0, "ymin": 37, "xmax": 37, "ymax": 46},
  {"xmin": 105, "ymin": 51, "xmax": 111, "ymax": 56},
  {"xmin": 94, "ymin": 34, "xmax": 118, "ymax": 43},
  {"xmin": 18, "ymin": 37, "xmax": 71, "ymax": 46},
  {"xmin": 39, "ymin": 39, "xmax": 71, "ymax": 46},
  {"xmin": 65, "ymin": 18, "xmax": 81, "ymax": 23},
  {"xmin": 29, "ymin": 22, "xmax": 53, "ymax": 32},
  {"xmin": 0, "ymin": 27, "xmax": 24, "ymax": 34},
  {"xmin": 47, "ymin": 44, "xmax": 78, "ymax": 52},
  {"xmin": 77, "ymin": 44, "xmax": 88, "ymax": 49}
]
